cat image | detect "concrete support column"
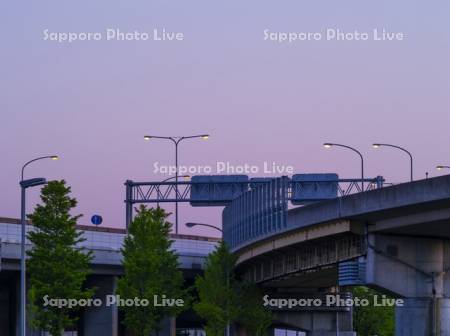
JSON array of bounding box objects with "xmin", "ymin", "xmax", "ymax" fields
[
  {"xmin": 439, "ymin": 298, "xmax": 450, "ymax": 334},
  {"xmin": 395, "ymin": 298, "xmax": 432, "ymax": 336},
  {"xmin": 273, "ymin": 310, "xmax": 353, "ymax": 334},
  {"xmin": 0, "ymin": 284, "xmax": 11, "ymax": 335},
  {"xmin": 83, "ymin": 275, "xmax": 118, "ymax": 336},
  {"xmin": 396, "ymin": 298, "xmax": 450, "ymax": 336},
  {"xmin": 170, "ymin": 317, "xmax": 176, "ymax": 336},
  {"xmin": 367, "ymin": 236, "xmax": 450, "ymax": 335},
  {"xmin": 151, "ymin": 316, "xmax": 176, "ymax": 336}
]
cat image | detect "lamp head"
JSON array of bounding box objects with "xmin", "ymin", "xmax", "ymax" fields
[
  {"xmin": 201, "ymin": 134, "xmax": 209, "ymax": 140},
  {"xmin": 51, "ymin": 155, "xmax": 59, "ymax": 160},
  {"xmin": 372, "ymin": 144, "xmax": 381, "ymax": 149},
  {"xmin": 185, "ymin": 222, "xmax": 196, "ymax": 228},
  {"xmin": 144, "ymin": 135, "xmax": 152, "ymax": 141},
  {"xmin": 323, "ymin": 143, "xmax": 333, "ymax": 149},
  {"xmin": 437, "ymin": 166, "xmax": 444, "ymax": 170},
  {"xmin": 20, "ymin": 177, "xmax": 47, "ymax": 188}
]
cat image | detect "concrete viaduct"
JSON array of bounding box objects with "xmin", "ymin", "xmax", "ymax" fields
[
  {"xmin": 225, "ymin": 175, "xmax": 450, "ymax": 335},
  {"xmin": 3, "ymin": 174, "xmax": 450, "ymax": 335}
]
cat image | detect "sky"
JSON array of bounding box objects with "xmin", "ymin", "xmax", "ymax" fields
[{"xmin": 1, "ymin": 0, "xmax": 450, "ymax": 237}]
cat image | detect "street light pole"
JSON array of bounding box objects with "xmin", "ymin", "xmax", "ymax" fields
[
  {"xmin": 144, "ymin": 134, "xmax": 209, "ymax": 234},
  {"xmin": 185, "ymin": 222, "xmax": 227, "ymax": 335},
  {"xmin": 175, "ymin": 141, "xmax": 179, "ymax": 234},
  {"xmin": 20, "ymin": 155, "xmax": 58, "ymax": 336},
  {"xmin": 20, "ymin": 185, "xmax": 26, "ymax": 336},
  {"xmin": 323, "ymin": 143, "xmax": 365, "ymax": 190},
  {"xmin": 373, "ymin": 143, "xmax": 414, "ymax": 181}
]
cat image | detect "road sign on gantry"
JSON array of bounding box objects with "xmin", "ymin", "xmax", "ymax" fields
[
  {"xmin": 190, "ymin": 175, "xmax": 249, "ymax": 206},
  {"xmin": 291, "ymin": 173, "xmax": 339, "ymax": 204}
]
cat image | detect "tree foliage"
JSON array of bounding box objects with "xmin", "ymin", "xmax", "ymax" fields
[
  {"xmin": 194, "ymin": 241, "xmax": 272, "ymax": 336},
  {"xmin": 117, "ymin": 205, "xmax": 185, "ymax": 336},
  {"xmin": 351, "ymin": 286, "xmax": 395, "ymax": 336},
  {"xmin": 27, "ymin": 180, "xmax": 94, "ymax": 336},
  {"xmin": 236, "ymin": 283, "xmax": 272, "ymax": 336},
  {"xmin": 194, "ymin": 241, "xmax": 240, "ymax": 336}
]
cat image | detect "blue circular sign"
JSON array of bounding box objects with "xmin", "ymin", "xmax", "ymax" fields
[{"xmin": 91, "ymin": 215, "xmax": 103, "ymax": 226}]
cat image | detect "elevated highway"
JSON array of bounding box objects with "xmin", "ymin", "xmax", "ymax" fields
[
  {"xmin": 0, "ymin": 217, "xmax": 217, "ymax": 274},
  {"xmin": 224, "ymin": 175, "xmax": 450, "ymax": 335}
]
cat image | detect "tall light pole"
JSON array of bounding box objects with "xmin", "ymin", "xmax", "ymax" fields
[
  {"xmin": 20, "ymin": 155, "xmax": 58, "ymax": 336},
  {"xmin": 372, "ymin": 143, "xmax": 414, "ymax": 181},
  {"xmin": 323, "ymin": 143, "xmax": 365, "ymax": 190},
  {"xmin": 144, "ymin": 134, "xmax": 209, "ymax": 234},
  {"xmin": 186, "ymin": 222, "xmax": 228, "ymax": 336}
]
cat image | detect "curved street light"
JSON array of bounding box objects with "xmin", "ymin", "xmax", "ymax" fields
[
  {"xmin": 185, "ymin": 221, "xmax": 227, "ymax": 335},
  {"xmin": 185, "ymin": 221, "xmax": 228, "ymax": 334},
  {"xmin": 161, "ymin": 175, "xmax": 190, "ymax": 183},
  {"xmin": 20, "ymin": 155, "xmax": 59, "ymax": 336},
  {"xmin": 185, "ymin": 222, "xmax": 223, "ymax": 233},
  {"xmin": 21, "ymin": 155, "xmax": 59, "ymax": 181},
  {"xmin": 144, "ymin": 135, "xmax": 209, "ymax": 234},
  {"xmin": 323, "ymin": 143, "xmax": 364, "ymax": 190},
  {"xmin": 372, "ymin": 144, "xmax": 413, "ymax": 181},
  {"xmin": 437, "ymin": 165, "xmax": 450, "ymax": 171}
]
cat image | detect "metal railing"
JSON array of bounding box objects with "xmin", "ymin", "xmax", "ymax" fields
[
  {"xmin": 223, "ymin": 177, "xmax": 289, "ymax": 249},
  {"xmin": 222, "ymin": 176, "xmax": 383, "ymax": 249},
  {"xmin": 125, "ymin": 176, "xmax": 384, "ymax": 227}
]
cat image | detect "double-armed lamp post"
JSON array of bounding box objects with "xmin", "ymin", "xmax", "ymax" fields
[
  {"xmin": 20, "ymin": 155, "xmax": 58, "ymax": 336},
  {"xmin": 144, "ymin": 134, "xmax": 209, "ymax": 234}
]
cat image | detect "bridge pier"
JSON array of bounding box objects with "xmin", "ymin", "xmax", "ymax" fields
[
  {"xmin": 395, "ymin": 298, "xmax": 450, "ymax": 336},
  {"xmin": 366, "ymin": 234, "xmax": 450, "ymax": 335},
  {"xmin": 272, "ymin": 309, "xmax": 355, "ymax": 335},
  {"xmin": 83, "ymin": 275, "xmax": 118, "ymax": 336}
]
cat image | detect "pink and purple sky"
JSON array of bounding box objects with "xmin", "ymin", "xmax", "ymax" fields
[{"xmin": 2, "ymin": 0, "xmax": 450, "ymax": 236}]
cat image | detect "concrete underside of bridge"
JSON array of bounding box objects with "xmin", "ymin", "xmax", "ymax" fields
[
  {"xmin": 250, "ymin": 256, "xmax": 352, "ymax": 334},
  {"xmin": 232, "ymin": 175, "xmax": 450, "ymax": 336},
  {"xmin": 255, "ymin": 267, "xmax": 355, "ymax": 335}
]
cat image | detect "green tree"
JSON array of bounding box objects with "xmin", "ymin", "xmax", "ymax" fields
[
  {"xmin": 351, "ymin": 286, "xmax": 395, "ymax": 336},
  {"xmin": 117, "ymin": 205, "xmax": 185, "ymax": 336},
  {"xmin": 194, "ymin": 241, "xmax": 272, "ymax": 336},
  {"xmin": 194, "ymin": 241, "xmax": 239, "ymax": 336},
  {"xmin": 237, "ymin": 283, "xmax": 272, "ymax": 336},
  {"xmin": 27, "ymin": 180, "xmax": 94, "ymax": 336}
]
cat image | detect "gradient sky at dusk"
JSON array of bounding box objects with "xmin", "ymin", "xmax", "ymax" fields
[{"xmin": 2, "ymin": 0, "xmax": 450, "ymax": 236}]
